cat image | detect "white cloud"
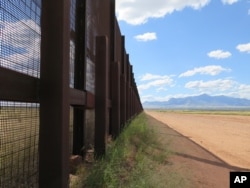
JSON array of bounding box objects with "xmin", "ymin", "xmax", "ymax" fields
[
  {"xmin": 0, "ymin": 20, "xmax": 41, "ymax": 77},
  {"xmin": 179, "ymin": 65, "xmax": 231, "ymax": 77},
  {"xmin": 0, "ymin": 20, "xmax": 40, "ymax": 50},
  {"xmin": 138, "ymin": 78, "xmax": 173, "ymax": 90},
  {"xmin": 134, "ymin": 32, "xmax": 157, "ymax": 42},
  {"xmin": 221, "ymin": 0, "xmax": 239, "ymax": 5},
  {"xmin": 116, "ymin": 0, "xmax": 211, "ymax": 25},
  {"xmin": 138, "ymin": 73, "xmax": 174, "ymax": 91},
  {"xmin": 140, "ymin": 73, "xmax": 167, "ymax": 81},
  {"xmin": 141, "ymin": 94, "xmax": 171, "ymax": 103},
  {"xmin": 141, "ymin": 95, "xmax": 156, "ymax": 103},
  {"xmin": 236, "ymin": 43, "xmax": 250, "ymax": 53},
  {"xmin": 156, "ymin": 87, "xmax": 168, "ymax": 92},
  {"xmin": 248, "ymin": 9, "xmax": 250, "ymax": 15},
  {"xmin": 207, "ymin": 50, "xmax": 232, "ymax": 59},
  {"xmin": 237, "ymin": 84, "xmax": 250, "ymax": 99},
  {"xmin": 185, "ymin": 79, "xmax": 236, "ymax": 92},
  {"xmin": 204, "ymin": 83, "xmax": 250, "ymax": 99},
  {"xmin": 141, "ymin": 95, "xmax": 171, "ymax": 102}
]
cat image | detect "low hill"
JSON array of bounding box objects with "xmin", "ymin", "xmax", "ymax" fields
[{"xmin": 143, "ymin": 94, "xmax": 250, "ymax": 109}]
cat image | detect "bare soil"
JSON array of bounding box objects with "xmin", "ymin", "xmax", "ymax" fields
[{"xmin": 145, "ymin": 110, "xmax": 250, "ymax": 188}]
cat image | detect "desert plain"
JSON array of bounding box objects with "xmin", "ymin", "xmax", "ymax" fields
[{"xmin": 146, "ymin": 110, "xmax": 250, "ymax": 170}]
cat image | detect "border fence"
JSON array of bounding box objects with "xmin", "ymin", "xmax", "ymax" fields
[{"xmin": 0, "ymin": 0, "xmax": 143, "ymax": 187}]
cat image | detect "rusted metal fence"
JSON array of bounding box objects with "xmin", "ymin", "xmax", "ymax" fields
[{"xmin": 0, "ymin": 0, "xmax": 143, "ymax": 187}]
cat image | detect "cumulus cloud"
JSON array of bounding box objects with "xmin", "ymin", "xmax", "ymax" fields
[
  {"xmin": 140, "ymin": 95, "xmax": 171, "ymax": 103},
  {"xmin": 0, "ymin": 19, "xmax": 41, "ymax": 77},
  {"xmin": 116, "ymin": 0, "xmax": 211, "ymax": 25},
  {"xmin": 138, "ymin": 73, "xmax": 173, "ymax": 91},
  {"xmin": 156, "ymin": 87, "xmax": 168, "ymax": 92},
  {"xmin": 140, "ymin": 95, "xmax": 156, "ymax": 103},
  {"xmin": 140, "ymin": 73, "xmax": 168, "ymax": 81},
  {"xmin": 179, "ymin": 65, "xmax": 231, "ymax": 78},
  {"xmin": 138, "ymin": 78, "xmax": 173, "ymax": 90},
  {"xmin": 185, "ymin": 80, "xmax": 250, "ymax": 99},
  {"xmin": 207, "ymin": 50, "xmax": 232, "ymax": 59},
  {"xmin": 236, "ymin": 43, "xmax": 250, "ymax": 53},
  {"xmin": 134, "ymin": 32, "xmax": 157, "ymax": 42},
  {"xmin": 221, "ymin": 0, "xmax": 239, "ymax": 5},
  {"xmin": 237, "ymin": 84, "xmax": 250, "ymax": 99},
  {"xmin": 185, "ymin": 79, "xmax": 236, "ymax": 92}
]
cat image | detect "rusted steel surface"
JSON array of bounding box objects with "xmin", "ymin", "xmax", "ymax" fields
[
  {"xmin": 39, "ymin": 0, "xmax": 70, "ymax": 187},
  {"xmin": 70, "ymin": 88, "xmax": 86, "ymax": 106},
  {"xmin": 95, "ymin": 36, "xmax": 109, "ymax": 156},
  {"xmin": 120, "ymin": 36, "xmax": 127, "ymax": 126},
  {"xmin": 0, "ymin": 0, "xmax": 143, "ymax": 186},
  {"xmin": 71, "ymin": 0, "xmax": 87, "ymax": 159},
  {"xmin": 73, "ymin": 107, "xmax": 85, "ymax": 156},
  {"xmin": 0, "ymin": 67, "xmax": 39, "ymax": 102},
  {"xmin": 112, "ymin": 19, "xmax": 122, "ymax": 67},
  {"xmin": 86, "ymin": 91, "xmax": 95, "ymax": 108},
  {"xmin": 111, "ymin": 61, "xmax": 121, "ymax": 138},
  {"xmin": 74, "ymin": 0, "xmax": 86, "ymax": 91},
  {"xmin": 120, "ymin": 74, "xmax": 127, "ymax": 126}
]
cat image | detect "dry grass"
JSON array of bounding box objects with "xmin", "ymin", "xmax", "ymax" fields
[
  {"xmin": 0, "ymin": 107, "xmax": 39, "ymax": 187},
  {"xmin": 71, "ymin": 113, "xmax": 188, "ymax": 188}
]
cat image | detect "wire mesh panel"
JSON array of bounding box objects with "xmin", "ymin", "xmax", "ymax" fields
[
  {"xmin": 0, "ymin": 102, "xmax": 39, "ymax": 187},
  {"xmin": 69, "ymin": 0, "xmax": 76, "ymax": 88},
  {"xmin": 69, "ymin": 106, "xmax": 74, "ymax": 154},
  {"xmin": 0, "ymin": 0, "xmax": 41, "ymax": 187},
  {"xmin": 0, "ymin": 0, "xmax": 143, "ymax": 186},
  {"xmin": 0, "ymin": 0, "xmax": 41, "ymax": 78},
  {"xmin": 70, "ymin": 40, "xmax": 75, "ymax": 88}
]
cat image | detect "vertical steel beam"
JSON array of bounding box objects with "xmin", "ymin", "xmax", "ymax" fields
[
  {"xmin": 110, "ymin": 0, "xmax": 115, "ymax": 62},
  {"xmin": 130, "ymin": 65, "xmax": 133, "ymax": 118},
  {"xmin": 120, "ymin": 36, "xmax": 126, "ymax": 127},
  {"xmin": 111, "ymin": 61, "xmax": 121, "ymax": 138},
  {"xmin": 73, "ymin": 108, "xmax": 85, "ymax": 156},
  {"xmin": 73, "ymin": 0, "xmax": 86, "ymax": 156},
  {"xmin": 40, "ymin": 0, "xmax": 70, "ymax": 187},
  {"xmin": 126, "ymin": 57, "xmax": 131, "ymax": 121},
  {"xmin": 95, "ymin": 36, "xmax": 109, "ymax": 156},
  {"xmin": 120, "ymin": 74, "xmax": 126, "ymax": 126}
]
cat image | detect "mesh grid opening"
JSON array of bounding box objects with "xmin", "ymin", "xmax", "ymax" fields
[
  {"xmin": 0, "ymin": 0, "xmax": 80, "ymax": 186},
  {"xmin": 69, "ymin": 0, "xmax": 76, "ymax": 88},
  {"xmin": 0, "ymin": 0, "xmax": 41, "ymax": 78},
  {"xmin": 0, "ymin": 1, "xmax": 41, "ymax": 187},
  {"xmin": 0, "ymin": 102, "xmax": 39, "ymax": 188}
]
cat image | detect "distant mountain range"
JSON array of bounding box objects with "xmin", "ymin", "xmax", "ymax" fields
[{"xmin": 143, "ymin": 94, "xmax": 250, "ymax": 109}]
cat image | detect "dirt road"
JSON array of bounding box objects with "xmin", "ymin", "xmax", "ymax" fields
[
  {"xmin": 145, "ymin": 111, "xmax": 250, "ymax": 188},
  {"xmin": 146, "ymin": 110, "xmax": 250, "ymax": 169}
]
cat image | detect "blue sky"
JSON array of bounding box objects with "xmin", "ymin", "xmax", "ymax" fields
[
  {"xmin": 116, "ymin": 0, "xmax": 250, "ymax": 102},
  {"xmin": 0, "ymin": 1, "xmax": 41, "ymax": 78}
]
